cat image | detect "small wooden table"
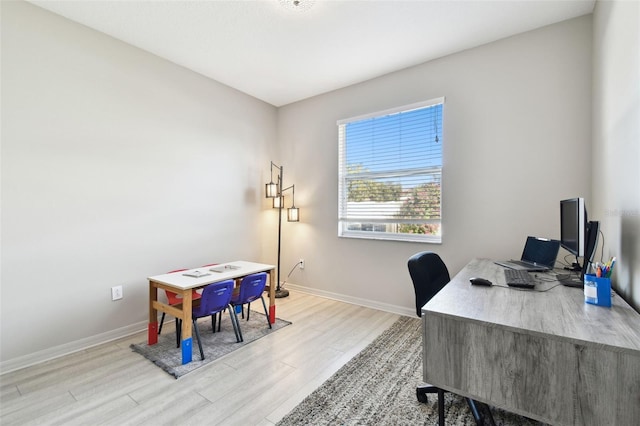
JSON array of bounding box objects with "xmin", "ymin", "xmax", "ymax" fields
[{"xmin": 148, "ymin": 260, "xmax": 276, "ymax": 365}]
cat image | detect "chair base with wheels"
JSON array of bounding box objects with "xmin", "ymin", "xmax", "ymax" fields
[
  {"xmin": 416, "ymin": 384, "xmax": 494, "ymax": 426},
  {"xmin": 409, "ymin": 252, "xmax": 495, "ymax": 426}
]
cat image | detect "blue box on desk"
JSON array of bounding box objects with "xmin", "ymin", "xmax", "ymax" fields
[{"xmin": 584, "ymin": 274, "xmax": 611, "ymax": 307}]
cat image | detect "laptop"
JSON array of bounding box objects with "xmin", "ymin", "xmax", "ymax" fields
[{"xmin": 495, "ymin": 236, "xmax": 560, "ymax": 271}]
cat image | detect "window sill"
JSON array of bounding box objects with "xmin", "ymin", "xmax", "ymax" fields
[{"xmin": 339, "ymin": 232, "xmax": 441, "ymax": 244}]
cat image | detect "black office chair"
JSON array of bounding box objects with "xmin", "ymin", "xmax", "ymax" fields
[{"xmin": 408, "ymin": 251, "xmax": 495, "ymax": 426}]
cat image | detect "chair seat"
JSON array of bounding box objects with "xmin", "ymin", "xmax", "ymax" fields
[
  {"xmin": 229, "ymin": 272, "xmax": 271, "ymax": 338},
  {"xmin": 166, "ymin": 290, "xmax": 201, "ymax": 304},
  {"xmin": 186, "ymin": 280, "xmax": 242, "ymax": 360}
]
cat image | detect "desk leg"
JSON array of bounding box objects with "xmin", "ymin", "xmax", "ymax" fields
[
  {"xmin": 148, "ymin": 281, "xmax": 158, "ymax": 345},
  {"xmin": 268, "ymin": 269, "xmax": 276, "ymax": 324},
  {"xmin": 180, "ymin": 289, "xmax": 193, "ymax": 364}
]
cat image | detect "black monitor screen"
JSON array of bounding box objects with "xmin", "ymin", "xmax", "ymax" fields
[
  {"xmin": 521, "ymin": 237, "xmax": 561, "ymax": 269},
  {"xmin": 560, "ymin": 198, "xmax": 585, "ymax": 257}
]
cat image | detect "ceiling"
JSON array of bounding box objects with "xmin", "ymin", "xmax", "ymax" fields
[{"xmin": 29, "ymin": 0, "xmax": 595, "ymax": 107}]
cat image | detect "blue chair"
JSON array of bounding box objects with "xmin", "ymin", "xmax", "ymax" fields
[
  {"xmin": 180, "ymin": 280, "xmax": 241, "ymax": 360},
  {"xmin": 230, "ymin": 272, "xmax": 271, "ymax": 342}
]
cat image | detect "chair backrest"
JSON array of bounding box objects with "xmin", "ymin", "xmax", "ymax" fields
[
  {"xmin": 407, "ymin": 252, "xmax": 450, "ymax": 317},
  {"xmin": 192, "ymin": 280, "xmax": 234, "ymax": 319},
  {"xmin": 235, "ymin": 272, "xmax": 268, "ymax": 304},
  {"xmin": 164, "ymin": 269, "xmax": 189, "ymax": 304}
]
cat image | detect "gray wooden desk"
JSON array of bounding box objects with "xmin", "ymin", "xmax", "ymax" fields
[{"xmin": 422, "ymin": 258, "xmax": 640, "ymax": 425}]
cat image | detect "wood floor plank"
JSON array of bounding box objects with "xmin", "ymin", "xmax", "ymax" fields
[
  {"xmin": 189, "ymin": 363, "xmax": 298, "ymax": 425},
  {"xmin": 11, "ymin": 344, "xmax": 134, "ymax": 396},
  {"xmin": 0, "ymin": 383, "xmax": 21, "ymax": 404},
  {"xmin": 0, "ymin": 291, "xmax": 401, "ymax": 425},
  {"xmin": 44, "ymin": 394, "xmax": 138, "ymax": 426},
  {"xmin": 1, "ymin": 344, "xmax": 121, "ymax": 391},
  {"xmin": 0, "ymin": 391, "xmax": 77, "ymax": 425},
  {"xmin": 102, "ymin": 390, "xmax": 211, "ymax": 426},
  {"xmin": 68, "ymin": 357, "xmax": 160, "ymax": 401}
]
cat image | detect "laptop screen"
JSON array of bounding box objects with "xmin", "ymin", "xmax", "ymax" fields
[{"xmin": 521, "ymin": 237, "xmax": 560, "ymax": 268}]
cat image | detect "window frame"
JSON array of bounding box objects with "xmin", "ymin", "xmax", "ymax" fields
[{"xmin": 337, "ymin": 97, "xmax": 444, "ymax": 244}]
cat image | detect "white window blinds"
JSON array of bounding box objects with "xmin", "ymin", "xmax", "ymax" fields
[{"xmin": 337, "ymin": 98, "xmax": 444, "ymax": 243}]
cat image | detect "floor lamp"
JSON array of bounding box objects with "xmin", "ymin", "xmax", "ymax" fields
[{"xmin": 265, "ymin": 161, "xmax": 299, "ymax": 298}]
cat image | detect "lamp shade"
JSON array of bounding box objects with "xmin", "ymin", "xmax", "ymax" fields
[
  {"xmin": 265, "ymin": 182, "xmax": 278, "ymax": 198},
  {"xmin": 287, "ymin": 206, "xmax": 299, "ymax": 222},
  {"xmin": 273, "ymin": 195, "xmax": 284, "ymax": 209}
]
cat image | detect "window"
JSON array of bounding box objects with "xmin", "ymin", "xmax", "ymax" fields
[{"xmin": 338, "ymin": 98, "xmax": 444, "ymax": 243}]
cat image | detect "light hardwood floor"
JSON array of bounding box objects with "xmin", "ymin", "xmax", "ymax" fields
[{"xmin": 0, "ymin": 291, "xmax": 400, "ymax": 425}]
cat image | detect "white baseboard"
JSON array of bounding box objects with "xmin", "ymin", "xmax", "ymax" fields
[
  {"xmin": 284, "ymin": 283, "xmax": 415, "ymax": 318},
  {"xmin": 0, "ymin": 320, "xmax": 149, "ymax": 375}
]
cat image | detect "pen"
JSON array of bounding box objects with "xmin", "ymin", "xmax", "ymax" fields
[{"xmin": 607, "ymin": 257, "xmax": 616, "ymax": 278}]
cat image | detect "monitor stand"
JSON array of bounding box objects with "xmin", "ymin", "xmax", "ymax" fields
[
  {"xmin": 564, "ymin": 261, "xmax": 582, "ymax": 272},
  {"xmin": 559, "ymin": 273, "xmax": 583, "ymax": 288},
  {"xmin": 561, "ymin": 221, "xmax": 600, "ymax": 289}
]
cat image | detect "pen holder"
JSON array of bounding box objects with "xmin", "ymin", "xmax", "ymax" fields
[{"xmin": 584, "ymin": 274, "xmax": 611, "ymax": 307}]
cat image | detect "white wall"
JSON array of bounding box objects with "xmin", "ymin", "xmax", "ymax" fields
[
  {"xmin": 1, "ymin": 1, "xmax": 277, "ymax": 368},
  {"xmin": 5, "ymin": 2, "xmax": 625, "ymax": 371},
  {"xmin": 592, "ymin": 0, "xmax": 640, "ymax": 311},
  {"xmin": 278, "ymin": 16, "xmax": 593, "ymax": 313}
]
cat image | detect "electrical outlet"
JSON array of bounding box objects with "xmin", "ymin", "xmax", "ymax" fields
[
  {"xmin": 111, "ymin": 285, "xmax": 123, "ymax": 301},
  {"xmin": 299, "ymin": 259, "xmax": 305, "ymax": 269}
]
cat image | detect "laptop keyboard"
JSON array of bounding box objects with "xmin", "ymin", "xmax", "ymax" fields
[{"xmin": 504, "ymin": 269, "xmax": 535, "ymax": 289}]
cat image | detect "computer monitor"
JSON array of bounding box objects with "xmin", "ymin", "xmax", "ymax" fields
[
  {"xmin": 560, "ymin": 198, "xmax": 585, "ymax": 258},
  {"xmin": 559, "ymin": 197, "xmax": 599, "ymax": 286}
]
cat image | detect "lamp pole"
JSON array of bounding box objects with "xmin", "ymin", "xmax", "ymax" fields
[
  {"xmin": 266, "ymin": 162, "xmax": 297, "ymax": 298},
  {"xmin": 275, "ymin": 171, "xmax": 289, "ymax": 298}
]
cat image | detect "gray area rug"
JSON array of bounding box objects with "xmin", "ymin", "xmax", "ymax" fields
[
  {"xmin": 131, "ymin": 311, "xmax": 290, "ymax": 379},
  {"xmin": 278, "ymin": 316, "xmax": 544, "ymax": 425}
]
